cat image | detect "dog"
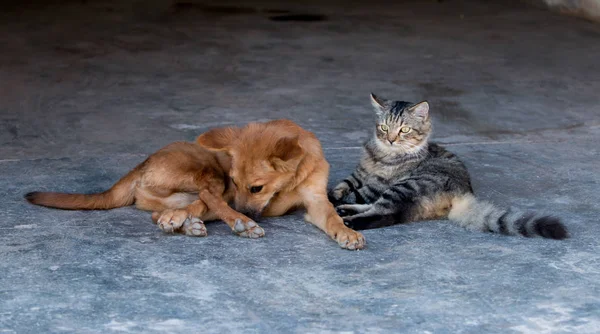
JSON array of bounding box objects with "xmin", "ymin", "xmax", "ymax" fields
[{"xmin": 25, "ymin": 119, "xmax": 365, "ymax": 250}]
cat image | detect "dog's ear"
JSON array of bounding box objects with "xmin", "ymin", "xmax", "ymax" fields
[
  {"xmin": 270, "ymin": 136, "xmax": 304, "ymax": 172},
  {"xmin": 196, "ymin": 127, "xmax": 239, "ymax": 152}
]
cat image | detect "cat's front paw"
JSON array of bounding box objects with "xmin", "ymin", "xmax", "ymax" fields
[
  {"xmin": 336, "ymin": 204, "xmax": 372, "ymax": 217},
  {"xmin": 342, "ymin": 214, "xmax": 368, "ymax": 230},
  {"xmin": 336, "ymin": 207, "xmax": 349, "ymax": 217},
  {"xmin": 343, "ymin": 218, "xmax": 356, "ymax": 229}
]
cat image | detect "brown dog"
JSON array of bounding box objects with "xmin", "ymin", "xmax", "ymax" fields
[{"xmin": 26, "ymin": 119, "xmax": 365, "ymax": 250}]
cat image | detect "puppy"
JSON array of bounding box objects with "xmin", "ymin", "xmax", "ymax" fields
[{"xmin": 25, "ymin": 119, "xmax": 365, "ymax": 250}]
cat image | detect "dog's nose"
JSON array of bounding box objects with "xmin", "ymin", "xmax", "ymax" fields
[{"xmin": 242, "ymin": 209, "xmax": 261, "ymax": 220}]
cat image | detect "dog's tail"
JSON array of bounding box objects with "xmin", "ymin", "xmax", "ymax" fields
[
  {"xmin": 25, "ymin": 167, "xmax": 142, "ymax": 210},
  {"xmin": 448, "ymin": 193, "xmax": 568, "ymax": 239}
]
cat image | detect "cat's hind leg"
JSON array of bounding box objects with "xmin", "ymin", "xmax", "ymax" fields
[
  {"xmin": 340, "ymin": 180, "xmax": 419, "ymax": 230},
  {"xmin": 341, "ymin": 208, "xmax": 396, "ymax": 230},
  {"xmin": 328, "ymin": 172, "xmax": 366, "ymax": 205},
  {"xmin": 339, "ymin": 201, "xmax": 398, "ymax": 230},
  {"xmin": 328, "ymin": 180, "xmax": 352, "ymax": 205}
]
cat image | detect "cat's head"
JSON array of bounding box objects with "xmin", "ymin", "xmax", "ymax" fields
[{"xmin": 369, "ymin": 93, "xmax": 431, "ymax": 153}]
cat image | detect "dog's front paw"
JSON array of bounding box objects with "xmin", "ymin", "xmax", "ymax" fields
[
  {"xmin": 333, "ymin": 227, "xmax": 366, "ymax": 250},
  {"xmin": 232, "ymin": 219, "xmax": 265, "ymax": 239}
]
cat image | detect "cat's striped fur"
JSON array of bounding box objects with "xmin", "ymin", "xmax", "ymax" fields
[{"xmin": 329, "ymin": 93, "xmax": 567, "ymax": 239}]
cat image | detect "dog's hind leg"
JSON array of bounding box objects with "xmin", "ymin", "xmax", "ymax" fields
[
  {"xmin": 152, "ymin": 199, "xmax": 211, "ymax": 237},
  {"xmin": 151, "ymin": 202, "xmax": 210, "ymax": 237}
]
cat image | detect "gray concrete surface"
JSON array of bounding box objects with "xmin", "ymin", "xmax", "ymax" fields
[{"xmin": 1, "ymin": 0, "xmax": 600, "ymax": 332}]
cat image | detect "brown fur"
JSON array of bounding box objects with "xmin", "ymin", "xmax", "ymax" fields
[
  {"xmin": 196, "ymin": 119, "xmax": 365, "ymax": 249},
  {"xmin": 411, "ymin": 193, "xmax": 455, "ymax": 222},
  {"xmin": 26, "ymin": 120, "xmax": 365, "ymax": 249}
]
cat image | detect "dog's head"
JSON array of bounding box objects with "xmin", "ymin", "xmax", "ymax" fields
[{"xmin": 197, "ymin": 120, "xmax": 305, "ymax": 217}]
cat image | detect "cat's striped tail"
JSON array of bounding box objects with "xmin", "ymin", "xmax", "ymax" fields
[{"xmin": 448, "ymin": 194, "xmax": 568, "ymax": 239}]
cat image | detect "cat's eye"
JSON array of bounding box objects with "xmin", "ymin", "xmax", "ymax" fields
[
  {"xmin": 379, "ymin": 124, "xmax": 389, "ymax": 132},
  {"xmin": 400, "ymin": 127, "xmax": 411, "ymax": 133},
  {"xmin": 250, "ymin": 185, "xmax": 263, "ymax": 194}
]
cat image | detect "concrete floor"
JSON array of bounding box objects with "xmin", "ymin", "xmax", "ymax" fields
[{"xmin": 1, "ymin": 0, "xmax": 600, "ymax": 332}]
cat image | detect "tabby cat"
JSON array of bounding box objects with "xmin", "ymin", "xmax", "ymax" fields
[{"xmin": 329, "ymin": 93, "xmax": 568, "ymax": 239}]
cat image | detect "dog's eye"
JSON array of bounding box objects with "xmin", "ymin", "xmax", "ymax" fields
[
  {"xmin": 250, "ymin": 185, "xmax": 263, "ymax": 194},
  {"xmin": 230, "ymin": 178, "xmax": 237, "ymax": 187}
]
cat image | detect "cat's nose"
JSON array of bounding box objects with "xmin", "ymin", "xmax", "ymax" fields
[{"xmin": 388, "ymin": 139, "xmax": 394, "ymax": 145}]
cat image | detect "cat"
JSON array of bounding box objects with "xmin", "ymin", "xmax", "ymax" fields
[{"xmin": 328, "ymin": 93, "xmax": 568, "ymax": 239}]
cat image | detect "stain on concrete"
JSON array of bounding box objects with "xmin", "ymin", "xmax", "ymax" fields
[
  {"xmin": 487, "ymin": 33, "xmax": 506, "ymax": 41},
  {"xmin": 7, "ymin": 124, "xmax": 18, "ymax": 140},
  {"xmin": 1, "ymin": 119, "xmax": 20, "ymax": 141},
  {"xmin": 326, "ymin": 21, "xmax": 413, "ymax": 35},
  {"xmin": 437, "ymin": 98, "xmax": 593, "ymax": 140},
  {"xmin": 433, "ymin": 100, "xmax": 472, "ymax": 124},
  {"xmin": 433, "ymin": 100, "xmax": 523, "ymax": 139},
  {"xmin": 578, "ymin": 28, "xmax": 600, "ymax": 38},
  {"xmin": 419, "ymin": 83, "xmax": 465, "ymax": 98},
  {"xmin": 173, "ymin": 3, "xmax": 258, "ymax": 15},
  {"xmin": 264, "ymin": 9, "xmax": 291, "ymax": 14},
  {"xmin": 269, "ymin": 14, "xmax": 327, "ymax": 22},
  {"xmin": 171, "ymin": 3, "xmax": 292, "ymax": 18}
]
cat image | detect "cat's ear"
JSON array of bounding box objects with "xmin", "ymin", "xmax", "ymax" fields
[
  {"xmin": 409, "ymin": 101, "xmax": 429, "ymax": 120},
  {"xmin": 370, "ymin": 93, "xmax": 387, "ymax": 116},
  {"xmin": 196, "ymin": 126, "xmax": 239, "ymax": 152}
]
